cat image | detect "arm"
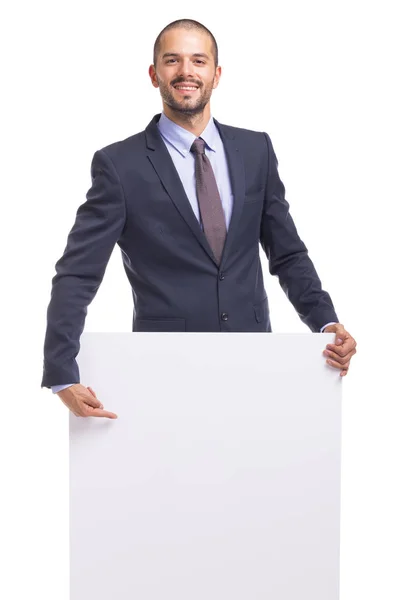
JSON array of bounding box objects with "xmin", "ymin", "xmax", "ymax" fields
[
  {"xmin": 260, "ymin": 132, "xmax": 339, "ymax": 332},
  {"xmin": 41, "ymin": 149, "xmax": 126, "ymax": 388}
]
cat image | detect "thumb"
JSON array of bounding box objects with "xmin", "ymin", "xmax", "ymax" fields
[{"xmin": 336, "ymin": 333, "xmax": 345, "ymax": 345}]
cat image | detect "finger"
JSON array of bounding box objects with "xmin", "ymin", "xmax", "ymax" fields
[
  {"xmin": 83, "ymin": 397, "xmax": 103, "ymax": 409},
  {"xmin": 82, "ymin": 393, "xmax": 105, "ymax": 409},
  {"xmin": 340, "ymin": 361, "xmax": 350, "ymax": 376},
  {"xmin": 323, "ymin": 347, "xmax": 357, "ymax": 363},
  {"xmin": 87, "ymin": 386, "xmax": 104, "ymax": 409},
  {"xmin": 326, "ymin": 357, "xmax": 351, "ymax": 370},
  {"xmin": 330, "ymin": 330, "xmax": 346, "ymax": 346},
  {"xmin": 323, "ymin": 349, "xmax": 346, "ymax": 364},
  {"xmin": 72, "ymin": 409, "xmax": 116, "ymax": 418},
  {"xmin": 90, "ymin": 409, "xmax": 118, "ymax": 419},
  {"xmin": 326, "ymin": 338, "xmax": 355, "ymax": 357},
  {"xmin": 83, "ymin": 405, "xmax": 118, "ymax": 419}
]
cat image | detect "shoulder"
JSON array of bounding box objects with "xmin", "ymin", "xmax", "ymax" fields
[
  {"xmin": 216, "ymin": 120, "xmax": 273, "ymax": 166},
  {"xmin": 216, "ymin": 119, "xmax": 272, "ymax": 150},
  {"xmin": 97, "ymin": 130, "xmax": 146, "ymax": 166}
]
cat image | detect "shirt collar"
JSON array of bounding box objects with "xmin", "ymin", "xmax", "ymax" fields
[{"xmin": 157, "ymin": 111, "xmax": 218, "ymax": 157}]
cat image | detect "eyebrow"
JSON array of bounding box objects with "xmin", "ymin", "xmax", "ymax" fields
[{"xmin": 162, "ymin": 52, "xmax": 210, "ymax": 60}]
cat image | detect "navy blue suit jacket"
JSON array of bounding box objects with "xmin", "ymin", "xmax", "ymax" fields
[{"xmin": 41, "ymin": 113, "xmax": 338, "ymax": 388}]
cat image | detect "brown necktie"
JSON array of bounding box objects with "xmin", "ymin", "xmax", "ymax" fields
[{"xmin": 190, "ymin": 137, "xmax": 227, "ymax": 264}]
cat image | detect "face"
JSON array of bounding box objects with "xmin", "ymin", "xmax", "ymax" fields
[{"xmin": 149, "ymin": 27, "xmax": 221, "ymax": 117}]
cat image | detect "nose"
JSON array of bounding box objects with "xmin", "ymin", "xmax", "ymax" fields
[{"xmin": 176, "ymin": 58, "xmax": 196, "ymax": 79}]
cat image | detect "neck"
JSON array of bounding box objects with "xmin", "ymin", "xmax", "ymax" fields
[{"xmin": 162, "ymin": 104, "xmax": 211, "ymax": 137}]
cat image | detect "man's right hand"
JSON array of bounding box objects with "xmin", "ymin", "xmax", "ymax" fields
[{"xmin": 57, "ymin": 384, "xmax": 118, "ymax": 419}]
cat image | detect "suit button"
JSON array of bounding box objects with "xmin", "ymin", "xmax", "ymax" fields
[
  {"xmin": 221, "ymin": 312, "xmax": 229, "ymax": 321},
  {"xmin": 219, "ymin": 272, "xmax": 225, "ymax": 280}
]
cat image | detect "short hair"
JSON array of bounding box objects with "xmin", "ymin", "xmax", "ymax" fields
[{"xmin": 153, "ymin": 19, "xmax": 218, "ymax": 68}]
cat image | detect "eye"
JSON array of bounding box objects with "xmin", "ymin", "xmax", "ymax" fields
[{"xmin": 166, "ymin": 58, "xmax": 205, "ymax": 64}]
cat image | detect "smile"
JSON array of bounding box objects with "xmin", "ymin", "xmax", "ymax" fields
[{"xmin": 173, "ymin": 84, "xmax": 199, "ymax": 94}]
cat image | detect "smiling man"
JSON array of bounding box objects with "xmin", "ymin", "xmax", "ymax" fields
[
  {"xmin": 42, "ymin": 18, "xmax": 357, "ymax": 418},
  {"xmin": 150, "ymin": 26, "xmax": 220, "ymax": 133}
]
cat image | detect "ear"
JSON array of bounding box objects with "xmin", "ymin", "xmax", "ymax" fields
[
  {"xmin": 149, "ymin": 65, "xmax": 159, "ymax": 88},
  {"xmin": 213, "ymin": 66, "xmax": 222, "ymax": 89}
]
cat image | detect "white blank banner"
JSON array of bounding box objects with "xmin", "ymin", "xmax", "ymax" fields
[{"xmin": 70, "ymin": 332, "xmax": 342, "ymax": 599}]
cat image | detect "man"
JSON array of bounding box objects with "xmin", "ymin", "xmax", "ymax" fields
[{"xmin": 41, "ymin": 19, "xmax": 357, "ymax": 419}]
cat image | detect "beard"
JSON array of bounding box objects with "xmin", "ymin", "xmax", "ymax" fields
[{"xmin": 157, "ymin": 77, "xmax": 214, "ymax": 116}]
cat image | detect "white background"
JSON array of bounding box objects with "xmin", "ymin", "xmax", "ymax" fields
[{"xmin": 1, "ymin": 1, "xmax": 398, "ymax": 598}]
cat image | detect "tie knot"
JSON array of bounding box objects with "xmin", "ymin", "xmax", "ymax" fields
[{"xmin": 190, "ymin": 137, "xmax": 206, "ymax": 155}]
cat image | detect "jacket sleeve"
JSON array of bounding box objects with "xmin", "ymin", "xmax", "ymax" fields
[
  {"xmin": 259, "ymin": 132, "xmax": 339, "ymax": 332},
  {"xmin": 41, "ymin": 149, "xmax": 126, "ymax": 388}
]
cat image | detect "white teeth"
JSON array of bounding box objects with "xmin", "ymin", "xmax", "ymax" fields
[{"xmin": 175, "ymin": 86, "xmax": 197, "ymax": 90}]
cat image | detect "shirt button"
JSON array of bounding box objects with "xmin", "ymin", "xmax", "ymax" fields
[
  {"xmin": 219, "ymin": 272, "xmax": 225, "ymax": 280},
  {"xmin": 221, "ymin": 312, "xmax": 229, "ymax": 321}
]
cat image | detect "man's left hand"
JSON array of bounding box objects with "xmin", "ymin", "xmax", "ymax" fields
[{"xmin": 322, "ymin": 323, "xmax": 357, "ymax": 377}]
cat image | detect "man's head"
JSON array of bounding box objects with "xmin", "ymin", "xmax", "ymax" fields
[{"xmin": 149, "ymin": 19, "xmax": 221, "ymax": 120}]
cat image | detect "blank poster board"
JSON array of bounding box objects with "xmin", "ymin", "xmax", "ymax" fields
[{"xmin": 70, "ymin": 332, "xmax": 342, "ymax": 600}]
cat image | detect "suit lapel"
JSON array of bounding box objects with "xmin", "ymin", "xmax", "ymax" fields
[{"xmin": 145, "ymin": 113, "xmax": 245, "ymax": 268}]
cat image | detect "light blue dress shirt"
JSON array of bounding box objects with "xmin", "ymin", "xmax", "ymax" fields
[{"xmin": 51, "ymin": 112, "xmax": 336, "ymax": 393}]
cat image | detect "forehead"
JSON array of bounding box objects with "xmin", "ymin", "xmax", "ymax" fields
[{"xmin": 159, "ymin": 27, "xmax": 213, "ymax": 56}]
